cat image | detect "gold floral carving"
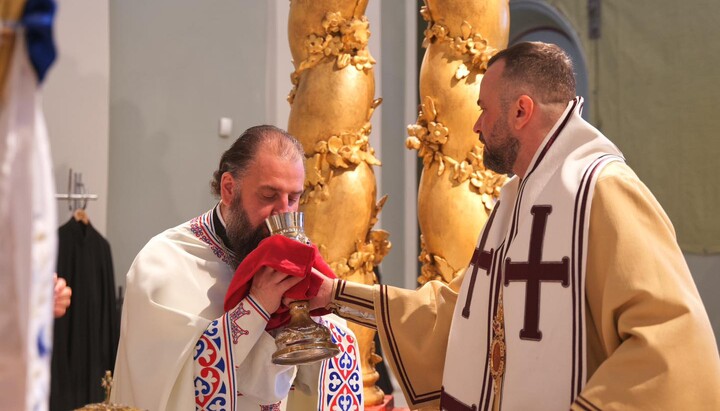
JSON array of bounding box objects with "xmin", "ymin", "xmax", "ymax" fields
[
  {"xmin": 406, "ymin": 96, "xmax": 506, "ymax": 213},
  {"xmin": 302, "ymin": 100, "xmax": 382, "ymax": 205},
  {"xmin": 318, "ymin": 196, "xmax": 391, "ymax": 280},
  {"xmin": 406, "ymin": 96, "xmax": 449, "ymax": 170},
  {"xmin": 420, "ymin": 4, "xmax": 496, "ymax": 80},
  {"xmin": 417, "ymin": 235, "xmax": 464, "ymax": 285},
  {"xmin": 289, "ymin": 12, "xmax": 376, "ymax": 103}
]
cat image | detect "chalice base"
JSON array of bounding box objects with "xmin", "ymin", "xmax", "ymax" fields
[
  {"xmin": 271, "ymin": 300, "xmax": 340, "ymax": 365},
  {"xmin": 272, "ymin": 339, "xmax": 340, "ymax": 365}
]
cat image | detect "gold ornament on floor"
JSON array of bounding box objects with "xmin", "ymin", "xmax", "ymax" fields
[
  {"xmin": 75, "ymin": 371, "xmax": 143, "ymax": 411},
  {"xmin": 267, "ymin": 212, "xmax": 340, "ymax": 365}
]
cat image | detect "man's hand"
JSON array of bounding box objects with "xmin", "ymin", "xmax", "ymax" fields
[
  {"xmin": 284, "ymin": 267, "xmax": 334, "ymax": 310},
  {"xmin": 249, "ymin": 267, "xmax": 304, "ymax": 313},
  {"xmin": 53, "ymin": 273, "xmax": 72, "ymax": 318}
]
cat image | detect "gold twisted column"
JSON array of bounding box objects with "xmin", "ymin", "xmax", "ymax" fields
[
  {"xmin": 287, "ymin": 0, "xmax": 389, "ymax": 406},
  {"xmin": 407, "ymin": 0, "xmax": 510, "ymax": 285}
]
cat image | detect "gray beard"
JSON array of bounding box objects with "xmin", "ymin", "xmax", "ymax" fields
[{"xmin": 224, "ymin": 194, "xmax": 269, "ymax": 262}]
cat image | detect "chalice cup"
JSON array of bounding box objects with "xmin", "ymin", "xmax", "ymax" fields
[{"xmin": 265, "ymin": 211, "xmax": 340, "ymax": 365}]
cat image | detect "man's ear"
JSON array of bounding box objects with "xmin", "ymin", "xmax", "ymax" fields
[
  {"xmin": 220, "ymin": 172, "xmax": 237, "ymax": 207},
  {"xmin": 513, "ymin": 95, "xmax": 534, "ymax": 130}
]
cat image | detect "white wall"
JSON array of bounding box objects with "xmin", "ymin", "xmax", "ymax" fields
[
  {"xmin": 686, "ymin": 254, "xmax": 720, "ymax": 337},
  {"xmin": 265, "ymin": 1, "xmax": 292, "ymax": 131},
  {"xmin": 377, "ymin": 0, "xmax": 420, "ymax": 289},
  {"xmin": 44, "ymin": 0, "xmax": 110, "ymax": 234}
]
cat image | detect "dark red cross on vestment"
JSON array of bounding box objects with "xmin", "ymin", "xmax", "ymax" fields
[
  {"xmin": 462, "ymin": 204, "xmax": 500, "ymax": 319},
  {"xmin": 504, "ymin": 205, "xmax": 569, "ymax": 341},
  {"xmin": 461, "ymin": 246, "xmax": 493, "ymax": 319}
]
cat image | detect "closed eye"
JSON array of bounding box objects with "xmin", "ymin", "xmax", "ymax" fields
[{"xmin": 289, "ymin": 193, "xmax": 302, "ymax": 204}]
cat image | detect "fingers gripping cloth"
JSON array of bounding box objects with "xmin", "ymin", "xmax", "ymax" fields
[{"xmin": 223, "ymin": 235, "xmax": 336, "ymax": 330}]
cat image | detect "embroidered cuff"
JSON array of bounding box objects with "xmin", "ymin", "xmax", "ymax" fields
[
  {"xmin": 327, "ymin": 279, "xmax": 377, "ymax": 329},
  {"xmin": 246, "ymin": 294, "xmax": 271, "ymax": 322}
]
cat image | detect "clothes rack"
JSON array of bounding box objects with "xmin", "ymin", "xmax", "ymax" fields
[{"xmin": 55, "ymin": 169, "xmax": 98, "ymax": 210}]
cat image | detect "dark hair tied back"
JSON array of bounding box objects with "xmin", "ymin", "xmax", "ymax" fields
[{"xmin": 210, "ymin": 125, "xmax": 303, "ymax": 197}]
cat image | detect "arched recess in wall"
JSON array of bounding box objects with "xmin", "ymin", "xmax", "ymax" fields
[{"xmin": 509, "ymin": 1, "xmax": 590, "ymax": 119}]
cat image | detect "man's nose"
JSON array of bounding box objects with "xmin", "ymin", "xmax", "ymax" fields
[
  {"xmin": 473, "ymin": 112, "xmax": 482, "ymax": 133},
  {"xmin": 272, "ymin": 196, "xmax": 292, "ymax": 215}
]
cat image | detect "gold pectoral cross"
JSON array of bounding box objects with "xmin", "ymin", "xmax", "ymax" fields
[{"xmin": 489, "ymin": 295, "xmax": 506, "ymax": 396}]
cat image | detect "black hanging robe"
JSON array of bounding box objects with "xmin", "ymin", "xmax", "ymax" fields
[{"xmin": 50, "ymin": 218, "xmax": 119, "ymax": 410}]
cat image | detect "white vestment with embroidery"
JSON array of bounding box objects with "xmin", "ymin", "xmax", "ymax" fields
[{"xmin": 112, "ymin": 207, "xmax": 362, "ymax": 410}]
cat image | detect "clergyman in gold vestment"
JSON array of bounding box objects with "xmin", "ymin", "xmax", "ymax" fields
[{"xmin": 299, "ymin": 42, "xmax": 720, "ymax": 410}]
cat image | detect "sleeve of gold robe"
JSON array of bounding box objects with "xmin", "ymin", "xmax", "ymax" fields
[
  {"xmin": 331, "ymin": 275, "xmax": 464, "ymax": 409},
  {"xmin": 573, "ymin": 162, "xmax": 720, "ymax": 411}
]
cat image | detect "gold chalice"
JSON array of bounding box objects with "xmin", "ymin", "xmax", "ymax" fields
[{"xmin": 265, "ymin": 212, "xmax": 340, "ymax": 365}]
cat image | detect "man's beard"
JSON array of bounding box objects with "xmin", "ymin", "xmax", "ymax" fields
[
  {"xmin": 225, "ymin": 193, "xmax": 269, "ymax": 262},
  {"xmin": 481, "ymin": 118, "xmax": 520, "ymax": 175}
]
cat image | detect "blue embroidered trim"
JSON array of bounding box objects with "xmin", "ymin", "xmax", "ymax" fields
[
  {"xmin": 194, "ymin": 318, "xmax": 235, "ymax": 411},
  {"xmin": 246, "ymin": 295, "xmax": 271, "ymax": 322},
  {"xmin": 317, "ymin": 319, "xmax": 363, "ymax": 411}
]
